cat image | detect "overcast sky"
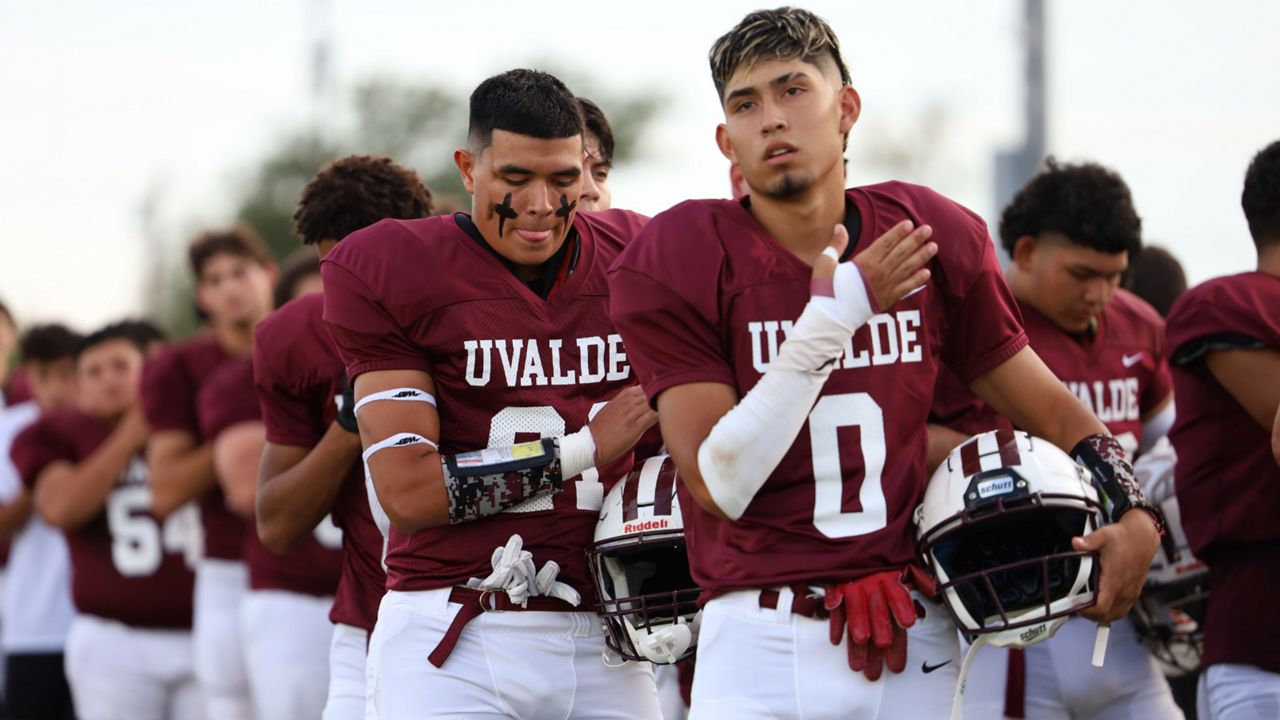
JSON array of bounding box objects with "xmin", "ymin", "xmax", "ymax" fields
[{"xmin": 2, "ymin": 0, "xmax": 1278, "ymax": 329}]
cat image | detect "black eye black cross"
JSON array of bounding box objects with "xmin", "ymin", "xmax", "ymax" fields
[
  {"xmin": 555, "ymin": 194, "xmax": 577, "ymax": 220},
  {"xmin": 494, "ymin": 192, "xmax": 517, "ymax": 236}
]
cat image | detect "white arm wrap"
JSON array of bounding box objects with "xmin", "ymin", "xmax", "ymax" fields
[
  {"xmin": 558, "ymin": 426, "xmax": 597, "ymax": 479},
  {"xmin": 1139, "ymin": 400, "xmax": 1175, "ymax": 455},
  {"xmin": 698, "ymin": 262, "xmax": 873, "ymax": 520}
]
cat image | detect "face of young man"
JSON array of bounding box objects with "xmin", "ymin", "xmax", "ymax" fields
[
  {"xmin": 26, "ymin": 357, "xmax": 77, "ymax": 411},
  {"xmin": 77, "ymin": 338, "xmax": 143, "ymax": 418},
  {"xmin": 1015, "ymin": 232, "xmax": 1129, "ymax": 334},
  {"xmin": 716, "ymin": 56, "xmax": 858, "ymax": 202},
  {"xmin": 195, "ymin": 253, "xmax": 275, "ymax": 328},
  {"xmin": 578, "ymin": 131, "xmax": 612, "ymax": 212},
  {"xmin": 456, "ymin": 129, "xmax": 584, "ymax": 276}
]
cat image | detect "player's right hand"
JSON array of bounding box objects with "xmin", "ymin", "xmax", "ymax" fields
[
  {"xmin": 852, "ymin": 220, "xmax": 936, "ymax": 311},
  {"xmin": 588, "ymin": 385, "xmax": 658, "ymax": 466}
]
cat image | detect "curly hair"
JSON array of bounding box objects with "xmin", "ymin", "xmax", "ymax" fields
[
  {"xmin": 709, "ymin": 7, "xmax": 850, "ymax": 102},
  {"xmin": 293, "ymin": 155, "xmax": 433, "ymax": 246},
  {"xmin": 999, "ymin": 158, "xmax": 1142, "ymax": 257},
  {"xmin": 1242, "ymin": 139, "xmax": 1280, "ymax": 247}
]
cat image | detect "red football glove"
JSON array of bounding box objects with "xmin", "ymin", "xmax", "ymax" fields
[{"xmin": 824, "ymin": 566, "xmax": 937, "ymax": 681}]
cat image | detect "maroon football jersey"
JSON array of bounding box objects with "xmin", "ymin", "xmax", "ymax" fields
[
  {"xmin": 11, "ymin": 409, "xmax": 197, "ymax": 628},
  {"xmin": 609, "ymin": 184, "xmax": 1028, "ymax": 596},
  {"xmin": 322, "ymin": 210, "xmax": 648, "ymax": 596},
  {"xmin": 931, "ymin": 288, "xmax": 1173, "ymax": 455},
  {"xmin": 140, "ymin": 333, "xmax": 245, "ymax": 560},
  {"xmin": 198, "ymin": 357, "xmax": 343, "ymax": 597},
  {"xmin": 254, "ymin": 292, "xmax": 386, "ymax": 628},
  {"xmin": 1166, "ymin": 271, "xmax": 1280, "ymax": 673}
]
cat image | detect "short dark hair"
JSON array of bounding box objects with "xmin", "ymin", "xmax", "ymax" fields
[
  {"xmin": 578, "ymin": 97, "xmax": 615, "ymax": 166},
  {"xmin": 467, "ymin": 69, "xmax": 583, "ymax": 151},
  {"xmin": 293, "ymin": 154, "xmax": 434, "ymax": 246},
  {"xmin": 709, "ymin": 7, "xmax": 851, "ymax": 101},
  {"xmin": 76, "ymin": 320, "xmax": 165, "ymax": 359},
  {"xmin": 188, "ymin": 224, "xmax": 271, "ymax": 280},
  {"xmin": 274, "ymin": 249, "xmax": 322, "ymax": 308},
  {"xmin": 20, "ymin": 324, "xmax": 82, "ymax": 364},
  {"xmin": 1123, "ymin": 245, "xmax": 1187, "ymax": 318},
  {"xmin": 1242, "ymin": 140, "xmax": 1280, "ymax": 247},
  {"xmin": 1000, "ymin": 158, "xmax": 1142, "ymax": 257}
]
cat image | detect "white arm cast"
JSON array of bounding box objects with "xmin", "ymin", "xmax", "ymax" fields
[{"xmin": 697, "ymin": 262, "xmax": 874, "ymax": 520}]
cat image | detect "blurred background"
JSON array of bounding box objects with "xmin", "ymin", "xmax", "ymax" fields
[{"xmin": 2, "ymin": 0, "xmax": 1278, "ymax": 335}]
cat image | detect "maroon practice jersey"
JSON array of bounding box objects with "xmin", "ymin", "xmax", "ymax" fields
[
  {"xmin": 11, "ymin": 409, "xmax": 197, "ymax": 628},
  {"xmin": 322, "ymin": 210, "xmax": 647, "ymax": 596},
  {"xmin": 199, "ymin": 358, "xmax": 342, "ymax": 597},
  {"xmin": 254, "ymin": 292, "xmax": 386, "ymax": 628},
  {"xmin": 609, "ymin": 184, "xmax": 1027, "ymax": 596},
  {"xmin": 140, "ymin": 333, "xmax": 245, "ymax": 560},
  {"xmin": 1166, "ymin": 271, "xmax": 1280, "ymax": 673},
  {"xmin": 931, "ymin": 288, "xmax": 1172, "ymax": 454}
]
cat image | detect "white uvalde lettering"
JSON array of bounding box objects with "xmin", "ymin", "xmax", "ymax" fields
[
  {"xmin": 497, "ymin": 339, "xmax": 524, "ymax": 386},
  {"xmin": 749, "ymin": 312, "xmax": 924, "ymax": 372},
  {"xmin": 548, "ymin": 339, "xmax": 577, "ymax": 386},
  {"xmin": 606, "ymin": 334, "xmax": 630, "ymax": 381},
  {"xmin": 1066, "ymin": 377, "xmax": 1142, "ymax": 423},
  {"xmin": 464, "ymin": 339, "xmax": 494, "ymax": 387},
  {"xmin": 462, "ymin": 335, "xmax": 629, "ymax": 388},
  {"xmin": 578, "ymin": 337, "xmax": 607, "ymax": 383}
]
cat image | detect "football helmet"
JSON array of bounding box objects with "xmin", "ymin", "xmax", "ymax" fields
[
  {"xmin": 915, "ymin": 430, "xmax": 1104, "ymax": 648},
  {"xmin": 588, "ymin": 454, "xmax": 701, "ymax": 664},
  {"xmin": 1129, "ymin": 439, "xmax": 1209, "ymax": 676}
]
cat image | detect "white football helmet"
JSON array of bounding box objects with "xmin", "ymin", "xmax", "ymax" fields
[
  {"xmin": 915, "ymin": 430, "xmax": 1104, "ymax": 648},
  {"xmin": 1129, "ymin": 438, "xmax": 1209, "ymax": 676},
  {"xmin": 588, "ymin": 454, "xmax": 701, "ymax": 664}
]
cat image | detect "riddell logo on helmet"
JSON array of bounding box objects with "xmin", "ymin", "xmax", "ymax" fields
[{"xmin": 623, "ymin": 518, "xmax": 670, "ymax": 534}]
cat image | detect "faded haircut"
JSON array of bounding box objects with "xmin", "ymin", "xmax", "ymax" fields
[
  {"xmin": 709, "ymin": 7, "xmax": 851, "ymax": 102},
  {"xmin": 467, "ymin": 69, "xmax": 583, "ymax": 151}
]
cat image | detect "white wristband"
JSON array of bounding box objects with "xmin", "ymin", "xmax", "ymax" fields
[
  {"xmin": 361, "ymin": 433, "xmax": 438, "ymax": 463},
  {"xmin": 559, "ymin": 427, "xmax": 597, "ymax": 479}
]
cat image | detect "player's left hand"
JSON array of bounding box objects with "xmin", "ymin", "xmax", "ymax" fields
[
  {"xmin": 1073, "ymin": 509, "xmax": 1160, "ymax": 623},
  {"xmin": 824, "ymin": 568, "xmax": 930, "ymax": 681}
]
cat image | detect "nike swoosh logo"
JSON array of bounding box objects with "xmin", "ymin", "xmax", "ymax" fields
[
  {"xmin": 922, "ymin": 659, "xmax": 953, "ymax": 674},
  {"xmin": 1122, "ymin": 352, "xmax": 1145, "ymax": 368}
]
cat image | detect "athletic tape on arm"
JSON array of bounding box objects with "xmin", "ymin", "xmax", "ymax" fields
[
  {"xmin": 698, "ymin": 262, "xmax": 874, "ymax": 519},
  {"xmin": 354, "ymin": 387, "xmax": 437, "ymax": 417}
]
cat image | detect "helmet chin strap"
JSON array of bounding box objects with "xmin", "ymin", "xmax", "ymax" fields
[
  {"xmin": 949, "ymin": 633, "xmax": 991, "ymax": 720},
  {"xmin": 1092, "ymin": 622, "xmax": 1111, "ymax": 667}
]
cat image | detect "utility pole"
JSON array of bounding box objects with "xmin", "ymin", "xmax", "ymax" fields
[{"xmin": 994, "ymin": 0, "xmax": 1047, "ymax": 264}]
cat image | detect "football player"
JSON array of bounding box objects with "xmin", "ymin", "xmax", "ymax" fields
[
  {"xmin": 578, "ymin": 97, "xmax": 613, "ymax": 213},
  {"xmin": 13, "ymin": 321, "xmax": 203, "ymax": 720},
  {"xmin": 929, "ymin": 160, "xmax": 1183, "ymax": 718},
  {"xmin": 322, "ymin": 69, "xmax": 662, "ymax": 719},
  {"xmin": 0, "ymin": 324, "xmax": 79, "ymax": 720},
  {"xmin": 140, "ymin": 226, "xmax": 275, "ymax": 719},
  {"xmin": 198, "ymin": 351, "xmax": 342, "ymax": 720},
  {"xmin": 608, "ymin": 8, "xmax": 1163, "ymax": 718},
  {"xmin": 253, "ymin": 154, "xmax": 434, "ymax": 720},
  {"xmin": 1167, "ymin": 139, "xmax": 1280, "ymax": 718}
]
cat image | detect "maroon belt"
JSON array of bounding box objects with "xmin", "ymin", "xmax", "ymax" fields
[
  {"xmin": 758, "ymin": 584, "xmax": 830, "ymax": 620},
  {"xmin": 428, "ymin": 586, "xmax": 582, "ymax": 668}
]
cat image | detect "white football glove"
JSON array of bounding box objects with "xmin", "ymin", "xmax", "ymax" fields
[
  {"xmin": 466, "ymin": 534, "xmax": 538, "ymax": 606},
  {"xmin": 532, "ymin": 560, "xmax": 581, "ymax": 607}
]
